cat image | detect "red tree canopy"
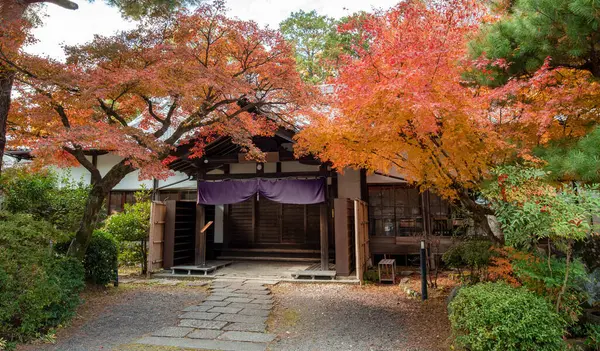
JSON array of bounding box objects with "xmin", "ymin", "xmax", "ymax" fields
[
  {"xmin": 297, "ymin": 0, "xmax": 507, "ymax": 199},
  {"xmin": 9, "ymin": 0, "xmax": 316, "ymax": 181}
]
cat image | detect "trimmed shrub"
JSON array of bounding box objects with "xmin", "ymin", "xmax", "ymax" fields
[
  {"xmin": 0, "ymin": 168, "xmax": 89, "ymax": 233},
  {"xmin": 84, "ymin": 230, "xmax": 118, "ymax": 286},
  {"xmin": 104, "ymin": 192, "xmax": 150, "ymax": 274},
  {"xmin": 0, "ymin": 213, "xmax": 85, "ymax": 343},
  {"xmin": 449, "ymin": 282, "xmax": 566, "ymax": 351},
  {"xmin": 443, "ymin": 239, "xmax": 493, "ymax": 283}
]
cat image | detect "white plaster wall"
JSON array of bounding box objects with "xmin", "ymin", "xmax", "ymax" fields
[
  {"xmin": 281, "ymin": 161, "xmax": 320, "ymax": 172},
  {"xmin": 214, "ymin": 205, "xmax": 224, "ymax": 243},
  {"xmin": 157, "ymin": 171, "xmax": 196, "ymax": 189},
  {"xmin": 337, "ymin": 168, "xmax": 361, "ymax": 199},
  {"xmin": 230, "ymin": 163, "xmax": 257, "ymax": 174},
  {"xmin": 263, "ymin": 162, "xmax": 277, "ymax": 173},
  {"xmin": 55, "ymin": 153, "xmax": 196, "ymax": 191}
]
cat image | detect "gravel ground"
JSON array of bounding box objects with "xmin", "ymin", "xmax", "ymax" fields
[
  {"xmin": 18, "ymin": 284, "xmax": 208, "ymax": 351},
  {"xmin": 267, "ymin": 283, "xmax": 451, "ymax": 351}
]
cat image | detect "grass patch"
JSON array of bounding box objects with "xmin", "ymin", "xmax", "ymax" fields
[{"xmin": 281, "ymin": 309, "xmax": 299, "ymax": 327}]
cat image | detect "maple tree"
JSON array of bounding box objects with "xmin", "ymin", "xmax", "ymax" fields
[
  {"xmin": 296, "ymin": 0, "xmax": 510, "ymax": 241},
  {"xmin": 7, "ymin": 0, "xmax": 315, "ymax": 258},
  {"xmin": 0, "ymin": 0, "xmax": 202, "ymax": 175}
]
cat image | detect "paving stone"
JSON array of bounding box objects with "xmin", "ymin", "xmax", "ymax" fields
[
  {"xmin": 238, "ymin": 308, "xmax": 270, "ymax": 317},
  {"xmin": 223, "ymin": 323, "xmax": 266, "ymax": 333},
  {"xmin": 215, "ymin": 313, "xmax": 267, "ymax": 324},
  {"xmin": 228, "ymin": 302, "xmax": 271, "ymax": 310},
  {"xmin": 179, "ymin": 311, "xmax": 220, "ymax": 320},
  {"xmin": 212, "ymin": 292, "xmax": 251, "ymax": 298},
  {"xmin": 136, "ymin": 336, "xmax": 268, "ymax": 351},
  {"xmin": 201, "ymin": 300, "xmax": 231, "ymax": 307},
  {"xmin": 187, "ymin": 329, "xmax": 224, "ymax": 339},
  {"xmin": 182, "ymin": 305, "xmax": 212, "ymax": 312},
  {"xmin": 235, "ymin": 288, "xmax": 269, "ymax": 293},
  {"xmin": 151, "ymin": 326, "xmax": 193, "ymax": 338},
  {"xmin": 208, "ymin": 306, "xmax": 243, "ymax": 314},
  {"xmin": 205, "ymin": 295, "xmax": 228, "ymax": 301},
  {"xmin": 239, "ymin": 285, "xmax": 268, "ymax": 290},
  {"xmin": 224, "ymin": 297, "xmax": 253, "ymax": 303},
  {"xmin": 218, "ymin": 331, "xmax": 276, "ymax": 343},
  {"xmin": 178, "ymin": 319, "xmax": 227, "ymax": 329}
]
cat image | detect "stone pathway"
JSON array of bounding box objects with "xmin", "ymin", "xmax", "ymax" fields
[{"xmin": 135, "ymin": 279, "xmax": 278, "ymax": 351}]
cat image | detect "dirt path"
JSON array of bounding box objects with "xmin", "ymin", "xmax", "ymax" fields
[
  {"xmin": 267, "ymin": 283, "xmax": 452, "ymax": 351},
  {"xmin": 18, "ymin": 282, "xmax": 209, "ymax": 351}
]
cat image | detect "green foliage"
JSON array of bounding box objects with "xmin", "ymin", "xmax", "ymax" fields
[
  {"xmin": 83, "ymin": 230, "xmax": 118, "ymax": 285},
  {"xmin": 0, "ymin": 212, "xmax": 84, "ymax": 343},
  {"xmin": 0, "ymin": 168, "xmax": 89, "ymax": 233},
  {"xmin": 538, "ymin": 127, "xmax": 600, "ymax": 183},
  {"xmin": 279, "ymin": 10, "xmax": 367, "ymax": 84},
  {"xmin": 449, "ymin": 282, "xmax": 567, "ymax": 351},
  {"xmin": 102, "ymin": 0, "xmax": 204, "ymax": 19},
  {"xmin": 513, "ymin": 254, "xmax": 588, "ymax": 324},
  {"xmin": 483, "ymin": 165, "xmax": 600, "ymax": 249},
  {"xmin": 104, "ymin": 192, "xmax": 150, "ymax": 242},
  {"xmin": 443, "ymin": 239, "xmax": 493, "ymax": 284},
  {"xmin": 469, "ymin": 0, "xmax": 600, "ymax": 84},
  {"xmin": 585, "ymin": 323, "xmax": 600, "ymax": 348},
  {"xmin": 104, "ymin": 191, "xmax": 150, "ymax": 273}
]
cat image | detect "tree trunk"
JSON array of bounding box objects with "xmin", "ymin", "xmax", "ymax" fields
[
  {"xmin": 0, "ymin": 1, "xmax": 28, "ymax": 175},
  {"xmin": 0, "ymin": 71, "xmax": 14, "ymax": 175},
  {"xmin": 68, "ymin": 161, "xmax": 135, "ymax": 259},
  {"xmin": 458, "ymin": 189, "xmax": 504, "ymax": 245}
]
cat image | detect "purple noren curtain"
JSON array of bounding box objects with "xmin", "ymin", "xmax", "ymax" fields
[
  {"xmin": 197, "ymin": 178, "xmax": 325, "ymax": 205},
  {"xmin": 258, "ymin": 179, "xmax": 325, "ymax": 204},
  {"xmin": 197, "ymin": 180, "xmax": 258, "ymax": 205}
]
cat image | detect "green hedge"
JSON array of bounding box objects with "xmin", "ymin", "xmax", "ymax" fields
[
  {"xmin": 449, "ymin": 282, "xmax": 566, "ymax": 351},
  {"xmin": 0, "ymin": 213, "xmax": 85, "ymax": 343},
  {"xmin": 84, "ymin": 230, "xmax": 118, "ymax": 286}
]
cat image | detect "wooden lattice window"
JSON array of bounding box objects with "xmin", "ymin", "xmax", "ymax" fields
[{"xmin": 368, "ymin": 185, "xmax": 423, "ymax": 237}]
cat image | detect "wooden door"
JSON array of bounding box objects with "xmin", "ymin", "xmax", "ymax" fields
[
  {"xmin": 256, "ymin": 197, "xmax": 280, "ymax": 243},
  {"xmin": 147, "ymin": 201, "xmax": 166, "ymax": 276},
  {"xmin": 355, "ymin": 199, "xmax": 371, "ymax": 282}
]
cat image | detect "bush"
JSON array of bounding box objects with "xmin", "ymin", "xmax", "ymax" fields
[
  {"xmin": 0, "ymin": 168, "xmax": 89, "ymax": 233},
  {"xmin": 449, "ymin": 282, "xmax": 566, "ymax": 351},
  {"xmin": 104, "ymin": 191, "xmax": 150, "ymax": 274},
  {"xmin": 443, "ymin": 239, "xmax": 493, "ymax": 284},
  {"xmin": 0, "ymin": 213, "xmax": 84, "ymax": 343},
  {"xmin": 84, "ymin": 230, "xmax": 118, "ymax": 285}
]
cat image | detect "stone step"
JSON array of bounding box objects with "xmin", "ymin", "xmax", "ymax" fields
[
  {"xmin": 136, "ymin": 336, "xmax": 268, "ymax": 351},
  {"xmin": 218, "ymin": 331, "xmax": 276, "ymax": 343}
]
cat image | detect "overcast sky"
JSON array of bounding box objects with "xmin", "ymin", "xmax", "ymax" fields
[{"xmin": 25, "ymin": 0, "xmax": 399, "ymax": 61}]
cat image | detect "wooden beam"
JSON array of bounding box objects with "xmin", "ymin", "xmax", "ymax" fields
[
  {"xmin": 200, "ymin": 171, "xmax": 331, "ymax": 180},
  {"xmin": 320, "ymin": 203, "xmax": 329, "ymax": 271}
]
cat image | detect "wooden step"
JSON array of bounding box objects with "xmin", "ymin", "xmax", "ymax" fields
[{"xmin": 223, "ymin": 248, "xmax": 321, "ymax": 254}]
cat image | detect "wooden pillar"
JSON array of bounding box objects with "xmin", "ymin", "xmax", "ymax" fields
[
  {"xmin": 320, "ymin": 203, "xmax": 329, "ymax": 271},
  {"xmin": 195, "ymin": 204, "xmax": 207, "ymax": 266},
  {"xmin": 334, "ymin": 198, "xmax": 351, "ymax": 275}
]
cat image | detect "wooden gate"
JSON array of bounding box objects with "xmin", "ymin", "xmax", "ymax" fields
[
  {"xmin": 354, "ymin": 199, "xmax": 370, "ymax": 282},
  {"xmin": 147, "ymin": 201, "xmax": 166, "ymax": 277}
]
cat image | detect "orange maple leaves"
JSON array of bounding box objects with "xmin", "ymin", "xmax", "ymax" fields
[
  {"xmin": 8, "ymin": 1, "xmax": 316, "ymax": 179},
  {"xmin": 296, "ymin": 0, "xmax": 509, "ymax": 198}
]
